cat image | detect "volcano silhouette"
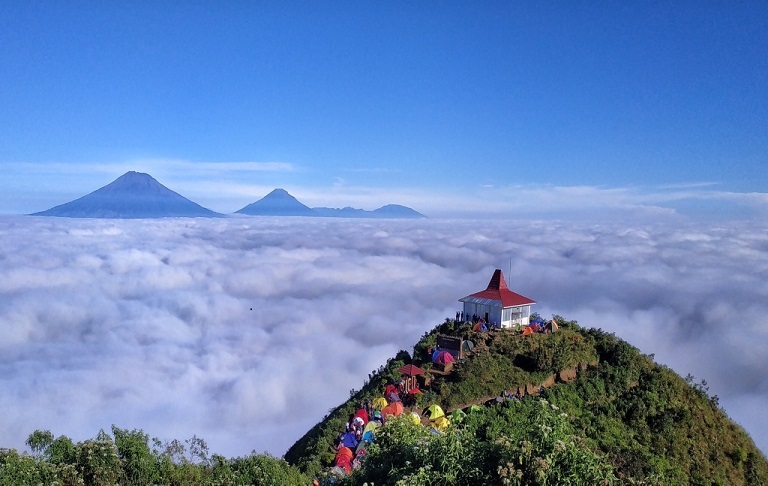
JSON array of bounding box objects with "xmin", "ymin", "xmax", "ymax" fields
[{"xmin": 32, "ymin": 171, "xmax": 221, "ymax": 218}]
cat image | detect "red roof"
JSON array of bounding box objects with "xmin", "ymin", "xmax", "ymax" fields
[{"xmin": 460, "ymin": 269, "xmax": 536, "ymax": 307}]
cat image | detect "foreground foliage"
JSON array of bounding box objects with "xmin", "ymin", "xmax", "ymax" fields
[{"xmin": 0, "ymin": 425, "xmax": 307, "ymax": 485}]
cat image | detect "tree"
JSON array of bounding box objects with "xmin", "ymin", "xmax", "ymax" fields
[{"xmin": 25, "ymin": 429, "xmax": 53, "ymax": 458}]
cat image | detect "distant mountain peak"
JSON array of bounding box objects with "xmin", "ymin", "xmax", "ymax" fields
[
  {"xmin": 372, "ymin": 204, "xmax": 426, "ymax": 218},
  {"xmin": 32, "ymin": 171, "xmax": 221, "ymax": 219},
  {"xmin": 236, "ymin": 188, "xmax": 316, "ymax": 216}
]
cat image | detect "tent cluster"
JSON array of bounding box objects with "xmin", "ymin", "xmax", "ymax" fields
[
  {"xmin": 522, "ymin": 317, "xmax": 559, "ymax": 336},
  {"xmin": 327, "ymin": 372, "xmax": 452, "ymax": 480},
  {"xmin": 470, "ymin": 316, "xmax": 500, "ymax": 331}
]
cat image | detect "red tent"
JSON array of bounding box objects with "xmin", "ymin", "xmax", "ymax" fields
[
  {"xmin": 435, "ymin": 350, "xmax": 454, "ymax": 365},
  {"xmin": 335, "ymin": 447, "xmax": 354, "ymax": 474},
  {"xmin": 354, "ymin": 408, "xmax": 369, "ymax": 425}
]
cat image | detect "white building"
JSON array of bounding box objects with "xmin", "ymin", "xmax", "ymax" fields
[{"xmin": 459, "ymin": 269, "xmax": 536, "ymax": 329}]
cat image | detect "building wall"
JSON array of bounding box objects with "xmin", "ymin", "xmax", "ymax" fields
[
  {"xmin": 501, "ymin": 305, "xmax": 532, "ymax": 328},
  {"xmin": 462, "ymin": 302, "xmax": 533, "ymax": 329},
  {"xmin": 462, "ymin": 302, "xmax": 502, "ymax": 327}
]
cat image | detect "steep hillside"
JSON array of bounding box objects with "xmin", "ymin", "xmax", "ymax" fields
[{"xmin": 285, "ymin": 317, "xmax": 768, "ymax": 484}]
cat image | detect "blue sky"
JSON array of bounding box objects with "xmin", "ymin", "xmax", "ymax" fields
[{"xmin": 1, "ymin": 2, "xmax": 766, "ymax": 218}]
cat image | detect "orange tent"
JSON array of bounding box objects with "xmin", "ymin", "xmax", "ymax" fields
[
  {"xmin": 335, "ymin": 446, "xmax": 354, "ymax": 474},
  {"xmin": 522, "ymin": 326, "xmax": 535, "ymax": 336},
  {"xmin": 381, "ymin": 401, "xmax": 404, "ymax": 421},
  {"xmin": 336, "ymin": 446, "xmax": 353, "ymax": 462}
]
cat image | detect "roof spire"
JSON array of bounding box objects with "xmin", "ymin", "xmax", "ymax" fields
[{"xmin": 486, "ymin": 269, "xmax": 509, "ymax": 291}]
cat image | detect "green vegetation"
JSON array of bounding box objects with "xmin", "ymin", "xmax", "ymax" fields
[
  {"xmin": 334, "ymin": 398, "xmax": 616, "ymax": 485},
  {"xmin": 0, "ymin": 425, "xmax": 307, "ymax": 485},
  {"xmin": 4, "ymin": 316, "xmax": 767, "ymax": 484},
  {"xmin": 287, "ymin": 316, "xmax": 768, "ymax": 485}
]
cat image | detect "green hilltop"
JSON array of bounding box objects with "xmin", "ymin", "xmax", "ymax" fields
[{"xmin": 285, "ymin": 316, "xmax": 768, "ymax": 485}]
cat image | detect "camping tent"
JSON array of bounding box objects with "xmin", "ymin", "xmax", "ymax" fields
[
  {"xmin": 472, "ymin": 321, "xmax": 488, "ymax": 332},
  {"xmin": 466, "ymin": 404, "xmax": 484, "ymax": 414},
  {"xmin": 522, "ymin": 326, "xmax": 535, "ymax": 336},
  {"xmin": 382, "ymin": 401, "xmax": 404, "ymax": 421},
  {"xmin": 545, "ymin": 320, "xmax": 559, "ymax": 332},
  {"xmin": 354, "ymin": 408, "xmax": 369, "ymax": 425},
  {"xmin": 335, "ymin": 447, "xmax": 354, "ymax": 474},
  {"xmin": 450, "ymin": 409, "xmax": 466, "ymax": 423},
  {"xmin": 435, "ymin": 350, "xmax": 454, "ymax": 365},
  {"xmin": 340, "ymin": 432, "xmax": 358, "ymax": 449},
  {"xmin": 363, "ymin": 421, "xmax": 379, "ymax": 435},
  {"xmin": 432, "ymin": 416, "xmax": 450, "ymax": 431},
  {"xmin": 424, "ymin": 404, "xmax": 445, "ymax": 420},
  {"xmin": 372, "ymin": 397, "xmax": 388, "ymax": 410},
  {"xmin": 461, "ymin": 340, "xmax": 475, "ymax": 354}
]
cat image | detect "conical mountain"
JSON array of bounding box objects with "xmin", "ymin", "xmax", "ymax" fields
[
  {"xmin": 32, "ymin": 171, "xmax": 221, "ymax": 218},
  {"xmin": 236, "ymin": 188, "xmax": 317, "ymax": 216}
]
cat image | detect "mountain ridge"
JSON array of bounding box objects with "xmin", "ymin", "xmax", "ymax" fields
[{"xmin": 236, "ymin": 188, "xmax": 425, "ymax": 219}]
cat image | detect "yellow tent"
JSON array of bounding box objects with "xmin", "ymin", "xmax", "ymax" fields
[
  {"xmin": 425, "ymin": 404, "xmax": 445, "ymax": 420},
  {"xmin": 372, "ymin": 397, "xmax": 388, "ymax": 410},
  {"xmin": 409, "ymin": 412, "xmax": 421, "ymax": 426},
  {"xmin": 432, "ymin": 416, "xmax": 450, "ymax": 431},
  {"xmin": 363, "ymin": 421, "xmax": 379, "ymax": 435}
]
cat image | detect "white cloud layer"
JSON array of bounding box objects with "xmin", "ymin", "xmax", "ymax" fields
[{"xmin": 0, "ymin": 216, "xmax": 766, "ymax": 458}]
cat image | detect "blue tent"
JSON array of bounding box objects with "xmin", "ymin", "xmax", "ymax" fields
[{"xmin": 340, "ymin": 431, "xmax": 358, "ymax": 449}]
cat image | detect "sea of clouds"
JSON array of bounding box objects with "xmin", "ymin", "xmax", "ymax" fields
[{"xmin": 0, "ymin": 215, "xmax": 766, "ymax": 457}]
